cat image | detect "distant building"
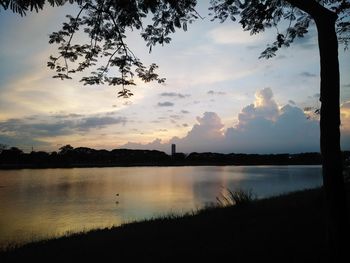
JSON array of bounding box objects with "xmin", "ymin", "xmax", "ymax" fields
[{"xmin": 171, "ymin": 144, "xmax": 176, "ymax": 157}]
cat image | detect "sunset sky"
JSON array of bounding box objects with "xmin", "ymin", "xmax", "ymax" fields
[{"xmin": 0, "ymin": 2, "xmax": 350, "ymax": 154}]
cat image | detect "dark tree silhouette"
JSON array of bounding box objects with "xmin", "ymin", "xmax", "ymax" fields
[
  {"xmin": 1, "ymin": 0, "xmax": 350, "ymax": 260},
  {"xmin": 209, "ymin": 2, "xmax": 349, "ymax": 260},
  {"xmin": 58, "ymin": 144, "xmax": 74, "ymax": 154},
  {"xmin": 0, "ymin": 143, "xmax": 7, "ymax": 153}
]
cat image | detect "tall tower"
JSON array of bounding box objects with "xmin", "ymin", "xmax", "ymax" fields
[{"xmin": 171, "ymin": 144, "xmax": 176, "ymax": 157}]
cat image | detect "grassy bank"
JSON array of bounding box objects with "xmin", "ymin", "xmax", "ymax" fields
[{"xmin": 1, "ymin": 184, "xmax": 349, "ymax": 262}]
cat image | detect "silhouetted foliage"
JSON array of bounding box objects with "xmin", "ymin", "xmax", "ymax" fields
[
  {"xmin": 216, "ymin": 188, "xmax": 256, "ymax": 207},
  {"xmin": 0, "ymin": 0, "xmax": 80, "ymax": 16},
  {"xmin": 45, "ymin": 0, "xmax": 200, "ymax": 97},
  {"xmin": 0, "ymin": 144, "xmax": 7, "ymax": 153},
  {"xmin": 1, "ymin": 145, "xmax": 349, "ymax": 168},
  {"xmin": 5, "ymin": 0, "xmax": 346, "ymax": 99},
  {"xmin": 0, "ymin": 147, "xmax": 24, "ymax": 164},
  {"xmin": 210, "ymin": 0, "xmax": 349, "ymax": 55},
  {"xmin": 58, "ymin": 144, "xmax": 74, "ymax": 154}
]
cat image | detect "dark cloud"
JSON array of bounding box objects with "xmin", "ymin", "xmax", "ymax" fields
[
  {"xmin": 207, "ymin": 90, "xmax": 226, "ymax": 95},
  {"xmin": 0, "ymin": 118, "xmax": 72, "ymax": 137},
  {"xmin": 181, "ymin": 110, "xmax": 190, "ymax": 114},
  {"xmin": 52, "ymin": 113, "xmax": 85, "ymax": 119},
  {"xmin": 182, "ymin": 123, "xmax": 189, "ymax": 127},
  {"xmin": 0, "ymin": 134, "xmax": 49, "ymax": 150},
  {"xmin": 77, "ymin": 116, "xmax": 126, "ymax": 131},
  {"xmin": 342, "ymin": 84, "xmax": 350, "ymax": 88},
  {"xmin": 158, "ymin": 102, "xmax": 174, "ymax": 107},
  {"xmin": 0, "ymin": 115, "xmax": 127, "ymax": 141},
  {"xmin": 106, "ymin": 111, "xmax": 118, "ymax": 115},
  {"xmin": 25, "ymin": 115, "xmax": 39, "ymax": 120},
  {"xmin": 288, "ymin": 100, "xmax": 296, "ymax": 105},
  {"xmin": 300, "ymin": 72, "xmax": 317, "ymax": 78},
  {"xmin": 160, "ymin": 92, "xmax": 190, "ymax": 99},
  {"xmin": 170, "ymin": 115, "xmax": 182, "ymax": 120}
]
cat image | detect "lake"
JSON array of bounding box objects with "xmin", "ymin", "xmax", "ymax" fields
[{"xmin": 0, "ymin": 165, "xmax": 322, "ymax": 247}]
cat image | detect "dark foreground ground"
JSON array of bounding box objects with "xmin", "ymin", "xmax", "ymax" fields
[{"xmin": 1, "ymin": 184, "xmax": 350, "ymax": 263}]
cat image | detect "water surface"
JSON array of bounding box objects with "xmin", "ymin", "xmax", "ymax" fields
[{"xmin": 0, "ymin": 165, "xmax": 322, "ymax": 246}]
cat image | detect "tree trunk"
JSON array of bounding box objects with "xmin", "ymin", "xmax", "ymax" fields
[{"xmin": 314, "ymin": 8, "xmax": 348, "ymax": 262}]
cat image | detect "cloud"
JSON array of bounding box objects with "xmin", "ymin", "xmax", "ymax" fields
[
  {"xmin": 300, "ymin": 72, "xmax": 317, "ymax": 78},
  {"xmin": 341, "ymin": 101, "xmax": 350, "ymax": 109},
  {"xmin": 208, "ymin": 25, "xmax": 263, "ymax": 45},
  {"xmin": 293, "ymin": 29, "xmax": 318, "ymax": 49},
  {"xmin": 77, "ymin": 117, "xmax": 126, "ymax": 131},
  {"xmin": 122, "ymin": 88, "xmax": 327, "ymax": 154},
  {"xmin": 0, "ymin": 118, "xmax": 72, "ymax": 137},
  {"xmin": 207, "ymin": 90, "xmax": 226, "ymax": 95},
  {"xmin": 237, "ymin": 87, "xmax": 279, "ymax": 124},
  {"xmin": 0, "ymin": 115, "xmax": 127, "ymax": 145},
  {"xmin": 122, "ymin": 138, "xmax": 169, "ymax": 153},
  {"xmin": 158, "ymin": 102, "xmax": 175, "ymax": 107},
  {"xmin": 246, "ymin": 45, "xmax": 260, "ymax": 50},
  {"xmin": 170, "ymin": 115, "xmax": 182, "ymax": 120},
  {"xmin": 181, "ymin": 110, "xmax": 190, "ymax": 114},
  {"xmin": 276, "ymin": 55, "xmax": 287, "ymax": 60},
  {"xmin": 0, "ymin": 134, "xmax": 49, "ymax": 150},
  {"xmin": 225, "ymin": 104, "xmax": 319, "ymax": 153},
  {"xmin": 224, "ymin": 88, "xmax": 320, "ymax": 153},
  {"xmin": 159, "ymin": 92, "xmax": 190, "ymax": 99},
  {"xmin": 175, "ymin": 112, "xmax": 225, "ymax": 143},
  {"xmin": 339, "ymin": 101, "xmax": 350, "ymax": 148},
  {"xmin": 340, "ymin": 101, "xmax": 350, "ymax": 132},
  {"xmin": 52, "ymin": 113, "xmax": 85, "ymax": 119}
]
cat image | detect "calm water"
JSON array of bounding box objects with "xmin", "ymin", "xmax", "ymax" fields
[{"xmin": 0, "ymin": 165, "xmax": 322, "ymax": 246}]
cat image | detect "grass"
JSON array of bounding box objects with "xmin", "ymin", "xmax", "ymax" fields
[
  {"xmin": 1, "ymin": 184, "xmax": 349, "ymax": 262},
  {"xmin": 216, "ymin": 188, "xmax": 256, "ymax": 207}
]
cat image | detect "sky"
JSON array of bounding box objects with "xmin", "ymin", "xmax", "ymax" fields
[{"xmin": 0, "ymin": 2, "xmax": 350, "ymax": 154}]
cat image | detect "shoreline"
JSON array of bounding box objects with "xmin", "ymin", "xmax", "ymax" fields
[
  {"xmin": 1, "ymin": 149, "xmax": 334, "ymax": 170},
  {"xmin": 0, "ymin": 162, "xmax": 323, "ymax": 170}
]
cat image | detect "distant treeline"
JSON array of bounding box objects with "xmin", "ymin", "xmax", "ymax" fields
[{"xmin": 0, "ymin": 144, "xmax": 349, "ymax": 169}]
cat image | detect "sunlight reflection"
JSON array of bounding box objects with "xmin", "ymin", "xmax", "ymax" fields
[{"xmin": 0, "ymin": 166, "xmax": 322, "ymax": 247}]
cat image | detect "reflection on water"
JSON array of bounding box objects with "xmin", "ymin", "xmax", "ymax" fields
[{"xmin": 0, "ymin": 165, "xmax": 322, "ymax": 246}]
